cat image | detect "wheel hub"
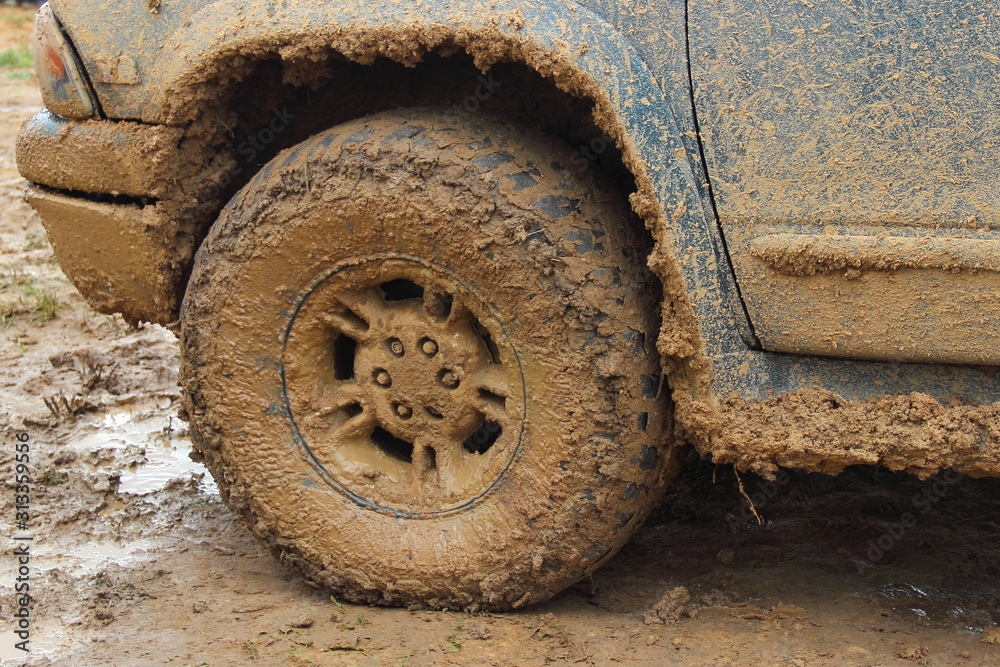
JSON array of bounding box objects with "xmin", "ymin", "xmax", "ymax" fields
[
  {"xmin": 282, "ymin": 258, "xmax": 525, "ymax": 515},
  {"xmin": 357, "ymin": 310, "xmax": 487, "ymax": 445}
]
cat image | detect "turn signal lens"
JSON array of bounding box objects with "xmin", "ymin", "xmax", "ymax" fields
[{"xmin": 33, "ymin": 3, "xmax": 97, "ymax": 119}]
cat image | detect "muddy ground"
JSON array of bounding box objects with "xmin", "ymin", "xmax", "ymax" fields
[{"xmin": 1, "ymin": 6, "xmax": 999, "ymax": 665}]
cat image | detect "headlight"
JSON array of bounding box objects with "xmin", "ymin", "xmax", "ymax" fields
[{"xmin": 33, "ymin": 3, "xmax": 98, "ymax": 119}]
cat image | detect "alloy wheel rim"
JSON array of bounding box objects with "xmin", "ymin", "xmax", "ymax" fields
[{"xmin": 282, "ymin": 257, "xmax": 525, "ymax": 515}]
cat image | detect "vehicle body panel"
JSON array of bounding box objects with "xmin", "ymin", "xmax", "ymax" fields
[
  {"xmin": 17, "ymin": 110, "xmax": 183, "ymax": 198},
  {"xmin": 690, "ymin": 0, "xmax": 1000, "ymax": 365}
]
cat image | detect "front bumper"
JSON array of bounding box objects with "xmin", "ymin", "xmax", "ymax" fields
[{"xmin": 16, "ymin": 111, "xmax": 186, "ymax": 324}]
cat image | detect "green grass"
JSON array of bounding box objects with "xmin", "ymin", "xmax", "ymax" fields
[
  {"xmin": 38, "ymin": 470, "xmax": 68, "ymax": 486},
  {"xmin": 0, "ymin": 272, "xmax": 60, "ymax": 326},
  {"xmin": 0, "ymin": 9, "xmax": 35, "ymax": 28},
  {"xmin": 23, "ymin": 233, "xmax": 47, "ymax": 251},
  {"xmin": 27, "ymin": 286, "xmax": 59, "ymax": 323},
  {"xmin": 0, "ymin": 43, "xmax": 31, "ymax": 68}
]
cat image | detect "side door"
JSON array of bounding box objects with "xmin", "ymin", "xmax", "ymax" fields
[{"xmin": 688, "ymin": 0, "xmax": 1000, "ymax": 365}]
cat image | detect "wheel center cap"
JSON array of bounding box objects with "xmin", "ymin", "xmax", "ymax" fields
[{"xmin": 354, "ymin": 302, "xmax": 489, "ymax": 444}]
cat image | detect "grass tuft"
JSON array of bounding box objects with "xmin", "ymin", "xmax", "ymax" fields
[
  {"xmin": 0, "ymin": 43, "xmax": 31, "ymax": 68},
  {"xmin": 23, "ymin": 233, "xmax": 48, "ymax": 251},
  {"xmin": 0, "ymin": 272, "xmax": 61, "ymax": 326},
  {"xmin": 0, "ymin": 8, "xmax": 36, "ymax": 28}
]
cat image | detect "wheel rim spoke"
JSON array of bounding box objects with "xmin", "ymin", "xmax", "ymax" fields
[
  {"xmin": 319, "ymin": 288, "xmax": 393, "ymax": 340},
  {"xmin": 311, "ymin": 381, "xmax": 367, "ymax": 417},
  {"xmin": 443, "ymin": 297, "xmax": 475, "ymax": 329},
  {"xmin": 337, "ymin": 287, "xmax": 389, "ymax": 322},
  {"xmin": 335, "ymin": 408, "xmax": 378, "ymax": 441},
  {"xmin": 423, "ymin": 289, "xmax": 452, "ymax": 322},
  {"xmin": 409, "ymin": 437, "xmax": 436, "ymax": 488},
  {"xmin": 469, "ymin": 366, "xmax": 518, "ymax": 420},
  {"xmin": 408, "ymin": 434, "xmax": 470, "ymax": 491},
  {"xmin": 431, "ymin": 436, "xmax": 468, "ymax": 488},
  {"xmin": 319, "ymin": 309, "xmax": 371, "ymax": 341}
]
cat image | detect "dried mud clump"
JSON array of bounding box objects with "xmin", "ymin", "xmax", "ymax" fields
[
  {"xmin": 699, "ymin": 388, "xmax": 1000, "ymax": 479},
  {"xmin": 643, "ymin": 586, "xmax": 692, "ymax": 625}
]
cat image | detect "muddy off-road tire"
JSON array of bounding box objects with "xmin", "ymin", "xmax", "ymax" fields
[{"xmin": 180, "ymin": 108, "xmax": 673, "ymax": 609}]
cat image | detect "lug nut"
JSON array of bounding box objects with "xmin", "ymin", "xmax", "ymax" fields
[
  {"xmin": 388, "ymin": 338, "xmax": 405, "ymax": 356},
  {"xmin": 439, "ymin": 369, "xmax": 460, "ymax": 389},
  {"xmin": 374, "ymin": 370, "xmax": 392, "ymax": 387},
  {"xmin": 421, "ymin": 339, "xmax": 438, "ymax": 356},
  {"xmin": 394, "ymin": 403, "xmax": 412, "ymax": 419}
]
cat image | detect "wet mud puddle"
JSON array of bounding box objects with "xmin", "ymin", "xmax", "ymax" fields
[
  {"xmin": 874, "ymin": 582, "xmax": 999, "ymax": 635},
  {"xmin": 34, "ymin": 401, "xmax": 218, "ymax": 573},
  {"xmin": 78, "ymin": 405, "xmax": 215, "ymax": 496},
  {"xmin": 73, "ymin": 402, "xmax": 216, "ymax": 496}
]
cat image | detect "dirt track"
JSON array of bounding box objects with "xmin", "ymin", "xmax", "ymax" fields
[{"xmin": 1, "ymin": 6, "xmax": 1000, "ymax": 665}]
